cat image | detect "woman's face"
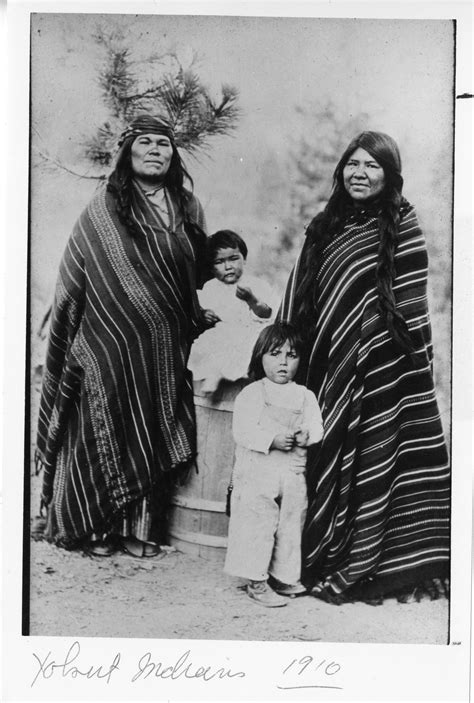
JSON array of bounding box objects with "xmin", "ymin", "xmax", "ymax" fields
[
  {"xmin": 131, "ymin": 133, "xmax": 173, "ymax": 184},
  {"xmin": 342, "ymin": 147, "xmax": 386, "ymax": 202}
]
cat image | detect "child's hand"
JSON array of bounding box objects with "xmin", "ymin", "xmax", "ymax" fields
[
  {"xmin": 202, "ymin": 308, "xmax": 221, "ymax": 326},
  {"xmin": 294, "ymin": 428, "xmax": 309, "ymax": 447},
  {"xmin": 271, "ymin": 432, "xmax": 295, "ymax": 452},
  {"xmin": 236, "ymin": 285, "xmax": 256, "ymax": 305},
  {"xmin": 236, "ymin": 285, "xmax": 272, "ymax": 319}
]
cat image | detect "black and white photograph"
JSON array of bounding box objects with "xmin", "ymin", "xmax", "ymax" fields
[{"xmin": 3, "ymin": 1, "xmax": 473, "ymax": 701}]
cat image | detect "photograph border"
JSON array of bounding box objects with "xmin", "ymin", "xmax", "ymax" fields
[{"xmin": 4, "ymin": 1, "xmax": 473, "ymax": 701}]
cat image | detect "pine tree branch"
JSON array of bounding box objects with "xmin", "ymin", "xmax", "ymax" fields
[
  {"xmin": 56, "ymin": 32, "xmax": 242, "ymax": 168},
  {"xmin": 32, "ymin": 123, "xmax": 108, "ymax": 179},
  {"xmin": 125, "ymin": 85, "xmax": 166, "ymax": 102},
  {"xmin": 33, "ymin": 145, "xmax": 106, "ymax": 181}
]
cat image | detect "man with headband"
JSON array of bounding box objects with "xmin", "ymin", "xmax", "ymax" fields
[{"xmin": 36, "ymin": 114, "xmax": 208, "ymax": 558}]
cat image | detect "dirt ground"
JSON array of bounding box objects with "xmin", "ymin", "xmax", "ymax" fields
[
  {"xmin": 28, "ymin": 477, "xmax": 449, "ymax": 645},
  {"xmin": 28, "ymin": 361, "xmax": 449, "ymax": 645}
]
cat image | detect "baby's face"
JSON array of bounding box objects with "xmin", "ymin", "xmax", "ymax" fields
[{"xmin": 212, "ymin": 247, "xmax": 245, "ymax": 284}]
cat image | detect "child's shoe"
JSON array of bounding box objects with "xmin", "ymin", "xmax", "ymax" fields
[
  {"xmin": 272, "ymin": 579, "xmax": 308, "ymax": 597},
  {"xmin": 247, "ymin": 580, "xmax": 288, "ymax": 607}
]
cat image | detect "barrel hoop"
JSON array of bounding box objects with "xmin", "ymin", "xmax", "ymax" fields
[
  {"xmin": 168, "ymin": 529, "xmax": 228, "ymax": 548},
  {"xmin": 171, "ymin": 495, "xmax": 226, "ymax": 513}
]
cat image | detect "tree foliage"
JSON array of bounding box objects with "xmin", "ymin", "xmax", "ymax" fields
[
  {"xmin": 279, "ymin": 101, "xmax": 369, "ymax": 253},
  {"xmin": 82, "ymin": 26, "xmax": 240, "ymax": 168}
]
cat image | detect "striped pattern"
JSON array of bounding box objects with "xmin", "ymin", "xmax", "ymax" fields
[
  {"xmin": 36, "ymin": 183, "xmax": 207, "ymax": 544},
  {"xmin": 281, "ymin": 203, "xmax": 450, "ymax": 598}
]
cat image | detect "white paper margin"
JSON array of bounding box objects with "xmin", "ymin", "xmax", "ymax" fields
[{"xmin": 3, "ymin": 1, "xmax": 473, "ymax": 701}]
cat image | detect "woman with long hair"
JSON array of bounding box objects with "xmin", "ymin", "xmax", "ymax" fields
[
  {"xmin": 280, "ymin": 131, "xmax": 450, "ymax": 603},
  {"xmin": 36, "ymin": 114, "xmax": 208, "ymax": 557}
]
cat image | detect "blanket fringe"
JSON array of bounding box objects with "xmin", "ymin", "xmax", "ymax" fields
[{"xmin": 309, "ymin": 578, "xmax": 450, "ymax": 605}]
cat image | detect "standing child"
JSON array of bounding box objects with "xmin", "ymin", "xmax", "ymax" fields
[
  {"xmin": 224, "ymin": 323, "xmax": 323, "ymax": 607},
  {"xmin": 189, "ymin": 230, "xmax": 278, "ymax": 393}
]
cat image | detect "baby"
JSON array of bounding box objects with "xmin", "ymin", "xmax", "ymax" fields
[{"xmin": 189, "ymin": 229, "xmax": 278, "ymax": 393}]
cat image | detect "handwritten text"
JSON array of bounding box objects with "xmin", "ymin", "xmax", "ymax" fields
[
  {"xmin": 278, "ymin": 655, "xmax": 342, "ymax": 690},
  {"xmin": 31, "ymin": 641, "xmax": 120, "ymax": 688},
  {"xmin": 132, "ymin": 649, "xmax": 246, "ymax": 682}
]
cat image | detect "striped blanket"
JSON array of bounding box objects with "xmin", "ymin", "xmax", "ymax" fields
[
  {"xmin": 36, "ymin": 183, "xmax": 207, "ymax": 545},
  {"xmin": 280, "ymin": 202, "xmax": 450, "ymax": 598}
]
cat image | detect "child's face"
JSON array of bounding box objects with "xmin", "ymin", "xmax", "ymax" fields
[
  {"xmin": 262, "ymin": 340, "xmax": 300, "ymax": 384},
  {"xmin": 212, "ymin": 247, "xmax": 245, "ymax": 284}
]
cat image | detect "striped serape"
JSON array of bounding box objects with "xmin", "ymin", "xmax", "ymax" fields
[
  {"xmin": 36, "ymin": 183, "xmax": 207, "ymax": 545},
  {"xmin": 280, "ymin": 202, "xmax": 450, "ymax": 599}
]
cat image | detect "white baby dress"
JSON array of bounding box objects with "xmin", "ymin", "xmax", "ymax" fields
[{"xmin": 189, "ymin": 274, "xmax": 279, "ymax": 384}]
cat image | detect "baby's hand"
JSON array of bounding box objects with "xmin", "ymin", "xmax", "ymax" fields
[
  {"xmin": 236, "ymin": 285, "xmax": 272, "ymax": 319},
  {"xmin": 202, "ymin": 308, "xmax": 221, "ymax": 326},
  {"xmin": 271, "ymin": 432, "xmax": 295, "ymax": 452},
  {"xmin": 294, "ymin": 428, "xmax": 309, "ymax": 447},
  {"xmin": 236, "ymin": 285, "xmax": 256, "ymax": 304}
]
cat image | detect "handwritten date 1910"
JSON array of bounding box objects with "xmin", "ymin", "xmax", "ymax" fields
[{"xmin": 278, "ymin": 655, "xmax": 342, "ymax": 690}]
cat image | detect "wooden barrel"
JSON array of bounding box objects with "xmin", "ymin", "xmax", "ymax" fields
[{"xmin": 167, "ymin": 379, "xmax": 247, "ymax": 560}]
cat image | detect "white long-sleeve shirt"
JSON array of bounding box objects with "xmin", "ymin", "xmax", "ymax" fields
[{"xmin": 232, "ymin": 378, "xmax": 323, "ymax": 454}]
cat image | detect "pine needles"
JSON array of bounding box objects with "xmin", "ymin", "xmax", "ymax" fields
[{"xmin": 83, "ymin": 27, "xmax": 240, "ymax": 166}]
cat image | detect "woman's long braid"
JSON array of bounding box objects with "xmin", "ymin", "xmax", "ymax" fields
[
  {"xmin": 293, "ymin": 227, "xmax": 324, "ymax": 336},
  {"xmin": 292, "ymin": 125, "xmax": 417, "ymax": 358},
  {"xmin": 293, "ymin": 190, "xmax": 414, "ymax": 357},
  {"xmin": 107, "ymin": 146, "xmax": 143, "ymax": 237},
  {"xmin": 293, "ymin": 189, "xmax": 347, "ymax": 334},
  {"xmin": 114, "ymin": 176, "xmax": 139, "ymax": 235},
  {"xmin": 375, "ymin": 192, "xmax": 414, "ymax": 355}
]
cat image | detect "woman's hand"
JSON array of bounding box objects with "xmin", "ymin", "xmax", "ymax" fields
[
  {"xmin": 294, "ymin": 428, "xmax": 309, "ymax": 447},
  {"xmin": 201, "ymin": 308, "xmax": 221, "ymax": 326},
  {"xmin": 271, "ymin": 432, "xmax": 295, "ymax": 451}
]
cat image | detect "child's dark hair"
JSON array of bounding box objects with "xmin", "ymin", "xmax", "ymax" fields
[
  {"xmin": 248, "ymin": 323, "xmax": 303, "ymax": 381},
  {"xmin": 208, "ymin": 230, "xmax": 248, "ymax": 262}
]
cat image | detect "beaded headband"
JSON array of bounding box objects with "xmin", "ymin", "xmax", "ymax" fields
[{"xmin": 118, "ymin": 114, "xmax": 175, "ymax": 147}]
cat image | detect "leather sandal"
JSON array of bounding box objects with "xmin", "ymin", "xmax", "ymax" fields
[
  {"xmin": 121, "ymin": 537, "xmax": 163, "ymax": 558},
  {"xmin": 86, "ymin": 537, "xmax": 116, "ymax": 557}
]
